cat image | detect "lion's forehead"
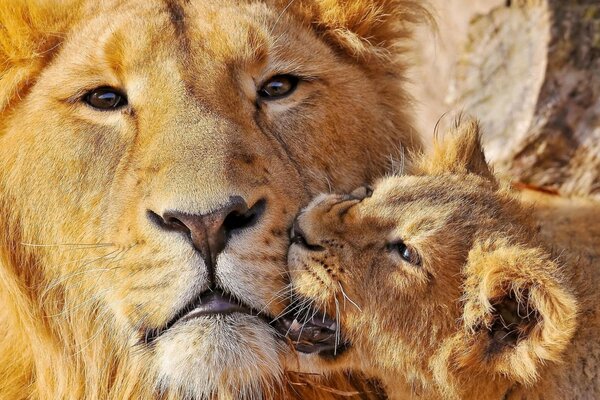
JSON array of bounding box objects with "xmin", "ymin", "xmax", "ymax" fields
[{"xmin": 67, "ymin": 1, "xmax": 316, "ymax": 73}]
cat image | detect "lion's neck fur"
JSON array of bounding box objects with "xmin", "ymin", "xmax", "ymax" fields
[{"xmin": 0, "ymin": 259, "xmax": 157, "ymax": 400}]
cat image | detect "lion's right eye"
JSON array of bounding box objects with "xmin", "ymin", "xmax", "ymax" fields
[
  {"xmin": 387, "ymin": 241, "xmax": 421, "ymax": 266},
  {"xmin": 258, "ymin": 75, "xmax": 299, "ymax": 100},
  {"xmin": 84, "ymin": 87, "xmax": 128, "ymax": 110}
]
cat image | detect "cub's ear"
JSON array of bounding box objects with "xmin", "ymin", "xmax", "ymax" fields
[
  {"xmin": 0, "ymin": 0, "xmax": 81, "ymax": 113},
  {"xmin": 288, "ymin": 0, "xmax": 432, "ymax": 63},
  {"xmin": 414, "ymin": 117, "xmax": 495, "ymax": 181},
  {"xmin": 459, "ymin": 239, "xmax": 578, "ymax": 384}
]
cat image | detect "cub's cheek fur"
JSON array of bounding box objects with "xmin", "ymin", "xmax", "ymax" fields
[{"xmin": 455, "ymin": 238, "xmax": 578, "ymax": 385}]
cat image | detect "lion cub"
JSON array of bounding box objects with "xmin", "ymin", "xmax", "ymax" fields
[{"xmin": 287, "ymin": 120, "xmax": 600, "ymax": 400}]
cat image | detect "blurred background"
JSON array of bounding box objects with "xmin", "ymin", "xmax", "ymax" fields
[{"xmin": 409, "ymin": 0, "xmax": 599, "ymax": 200}]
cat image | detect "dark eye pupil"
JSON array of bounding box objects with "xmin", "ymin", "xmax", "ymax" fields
[
  {"xmin": 259, "ymin": 75, "xmax": 298, "ymax": 99},
  {"xmin": 399, "ymin": 243, "xmax": 410, "ymax": 259},
  {"xmin": 85, "ymin": 88, "xmax": 127, "ymax": 110},
  {"xmin": 267, "ymin": 81, "xmax": 288, "ymax": 94}
]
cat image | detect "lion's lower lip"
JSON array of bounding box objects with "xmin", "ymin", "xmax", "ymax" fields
[
  {"xmin": 178, "ymin": 292, "xmax": 253, "ymax": 323},
  {"xmin": 142, "ymin": 289, "xmax": 266, "ymax": 344}
]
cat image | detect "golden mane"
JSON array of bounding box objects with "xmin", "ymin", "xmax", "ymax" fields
[{"xmin": 0, "ymin": 0, "xmax": 431, "ymax": 398}]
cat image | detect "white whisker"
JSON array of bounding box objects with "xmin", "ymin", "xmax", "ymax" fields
[
  {"xmin": 333, "ymin": 296, "xmax": 341, "ymax": 354},
  {"xmin": 338, "ymin": 281, "xmax": 362, "ymax": 312},
  {"xmin": 21, "ymin": 242, "xmax": 115, "ymax": 249},
  {"xmin": 47, "ymin": 288, "xmax": 113, "ymax": 318},
  {"xmin": 270, "ymin": 0, "xmax": 298, "ymax": 35},
  {"xmin": 41, "ymin": 249, "xmax": 123, "ymax": 299}
]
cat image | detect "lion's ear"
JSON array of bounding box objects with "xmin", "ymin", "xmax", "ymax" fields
[
  {"xmin": 290, "ymin": 0, "xmax": 431, "ymax": 62},
  {"xmin": 0, "ymin": 0, "xmax": 81, "ymax": 113},
  {"xmin": 414, "ymin": 118, "xmax": 495, "ymax": 181},
  {"xmin": 459, "ymin": 239, "xmax": 577, "ymax": 384}
]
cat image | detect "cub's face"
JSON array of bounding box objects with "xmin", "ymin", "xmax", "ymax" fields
[
  {"xmin": 287, "ymin": 125, "xmax": 577, "ymax": 391},
  {"xmin": 0, "ymin": 0, "xmax": 423, "ymax": 398},
  {"xmin": 288, "ymin": 174, "xmax": 503, "ymax": 370}
]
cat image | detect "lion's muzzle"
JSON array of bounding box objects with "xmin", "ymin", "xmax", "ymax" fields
[{"xmin": 147, "ymin": 196, "xmax": 266, "ymax": 281}]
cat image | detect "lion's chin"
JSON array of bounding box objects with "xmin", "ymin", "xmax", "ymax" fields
[{"xmin": 155, "ymin": 314, "xmax": 284, "ymax": 399}]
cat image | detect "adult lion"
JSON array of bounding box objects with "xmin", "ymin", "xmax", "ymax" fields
[{"xmin": 0, "ymin": 0, "xmax": 427, "ymax": 398}]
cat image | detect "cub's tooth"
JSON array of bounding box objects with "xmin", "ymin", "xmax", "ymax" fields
[
  {"xmin": 290, "ymin": 319, "xmax": 302, "ymax": 332},
  {"xmin": 328, "ymin": 322, "xmax": 337, "ymax": 331},
  {"xmin": 493, "ymin": 330, "xmax": 509, "ymax": 341}
]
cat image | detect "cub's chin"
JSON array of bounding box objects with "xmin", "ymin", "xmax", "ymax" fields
[{"xmin": 155, "ymin": 314, "xmax": 284, "ymax": 399}]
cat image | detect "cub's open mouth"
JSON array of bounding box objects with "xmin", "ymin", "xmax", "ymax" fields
[
  {"xmin": 271, "ymin": 302, "xmax": 348, "ymax": 358},
  {"xmin": 142, "ymin": 289, "xmax": 347, "ymax": 357}
]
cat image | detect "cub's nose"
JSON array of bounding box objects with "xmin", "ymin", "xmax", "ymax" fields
[
  {"xmin": 149, "ymin": 196, "xmax": 265, "ymax": 276},
  {"xmin": 290, "ymin": 219, "xmax": 325, "ymax": 252}
]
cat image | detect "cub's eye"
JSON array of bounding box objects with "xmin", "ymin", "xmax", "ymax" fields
[
  {"xmin": 387, "ymin": 241, "xmax": 421, "ymax": 266},
  {"xmin": 84, "ymin": 87, "xmax": 128, "ymax": 110},
  {"xmin": 258, "ymin": 75, "xmax": 299, "ymax": 100}
]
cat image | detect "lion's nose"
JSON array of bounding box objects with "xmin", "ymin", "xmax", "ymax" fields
[{"xmin": 150, "ymin": 196, "xmax": 265, "ymax": 279}]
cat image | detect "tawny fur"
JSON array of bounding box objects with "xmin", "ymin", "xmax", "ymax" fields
[
  {"xmin": 0, "ymin": 0, "xmax": 428, "ymax": 399},
  {"xmin": 288, "ymin": 120, "xmax": 599, "ymax": 399}
]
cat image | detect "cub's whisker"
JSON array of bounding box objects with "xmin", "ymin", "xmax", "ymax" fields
[
  {"xmin": 291, "ymin": 298, "xmax": 314, "ymax": 339},
  {"xmin": 333, "ymin": 296, "xmax": 341, "ymax": 354},
  {"xmin": 259, "ymin": 286, "xmax": 293, "ymax": 315},
  {"xmin": 298, "ymin": 303, "xmax": 321, "ymax": 340},
  {"xmin": 338, "ymin": 282, "xmax": 362, "ymax": 312}
]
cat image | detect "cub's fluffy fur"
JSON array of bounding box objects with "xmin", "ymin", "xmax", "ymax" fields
[{"xmin": 289, "ymin": 120, "xmax": 600, "ymax": 399}]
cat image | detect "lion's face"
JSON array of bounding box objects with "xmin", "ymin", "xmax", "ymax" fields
[
  {"xmin": 0, "ymin": 0, "xmax": 425, "ymax": 398},
  {"xmin": 287, "ymin": 122, "xmax": 577, "ymax": 394}
]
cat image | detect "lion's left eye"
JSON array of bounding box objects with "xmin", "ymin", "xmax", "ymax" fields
[
  {"xmin": 258, "ymin": 75, "xmax": 299, "ymax": 100},
  {"xmin": 84, "ymin": 87, "xmax": 128, "ymax": 110},
  {"xmin": 387, "ymin": 241, "xmax": 421, "ymax": 266}
]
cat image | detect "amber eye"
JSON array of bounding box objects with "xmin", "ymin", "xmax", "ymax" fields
[
  {"xmin": 258, "ymin": 75, "xmax": 299, "ymax": 100},
  {"xmin": 387, "ymin": 241, "xmax": 421, "ymax": 266},
  {"xmin": 84, "ymin": 87, "xmax": 128, "ymax": 110}
]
